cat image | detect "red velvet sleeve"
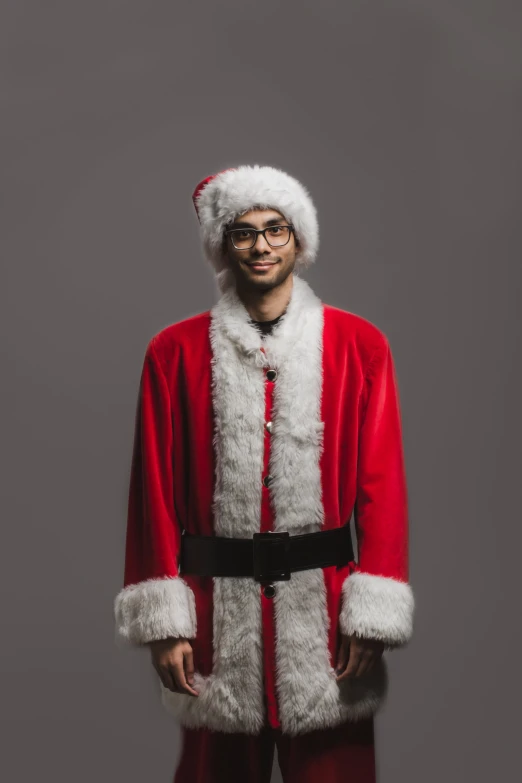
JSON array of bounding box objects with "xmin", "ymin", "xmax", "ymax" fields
[
  {"xmin": 339, "ymin": 335, "xmax": 415, "ymax": 648},
  {"xmin": 123, "ymin": 338, "xmax": 181, "ymax": 586},
  {"xmin": 113, "ymin": 338, "xmax": 197, "ymax": 647},
  {"xmin": 355, "ymin": 336, "xmax": 409, "ymax": 581}
]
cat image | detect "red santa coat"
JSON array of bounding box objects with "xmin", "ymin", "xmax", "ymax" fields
[{"xmin": 114, "ymin": 275, "xmax": 414, "ymax": 737}]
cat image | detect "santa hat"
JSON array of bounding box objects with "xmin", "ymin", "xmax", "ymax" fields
[{"xmin": 192, "ymin": 164, "xmax": 319, "ymax": 290}]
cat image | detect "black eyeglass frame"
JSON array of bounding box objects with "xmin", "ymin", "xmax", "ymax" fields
[{"xmin": 224, "ymin": 224, "xmax": 296, "ymax": 250}]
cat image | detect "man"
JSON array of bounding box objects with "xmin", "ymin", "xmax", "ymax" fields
[{"xmin": 114, "ymin": 164, "xmax": 415, "ymax": 782}]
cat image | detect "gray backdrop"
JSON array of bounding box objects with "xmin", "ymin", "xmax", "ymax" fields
[{"xmin": 2, "ymin": 1, "xmax": 521, "ymax": 781}]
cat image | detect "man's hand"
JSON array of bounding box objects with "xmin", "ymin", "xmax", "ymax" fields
[
  {"xmin": 335, "ymin": 633, "xmax": 384, "ymax": 681},
  {"xmin": 148, "ymin": 637, "xmax": 199, "ymax": 697}
]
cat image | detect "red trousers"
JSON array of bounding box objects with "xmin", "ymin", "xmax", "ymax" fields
[{"xmin": 173, "ymin": 716, "xmax": 376, "ymax": 783}]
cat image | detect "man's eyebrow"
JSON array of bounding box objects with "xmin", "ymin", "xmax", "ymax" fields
[{"xmin": 229, "ymin": 217, "xmax": 287, "ymax": 229}]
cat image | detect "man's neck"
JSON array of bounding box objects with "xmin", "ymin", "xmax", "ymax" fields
[{"xmin": 236, "ymin": 273, "xmax": 294, "ymax": 322}]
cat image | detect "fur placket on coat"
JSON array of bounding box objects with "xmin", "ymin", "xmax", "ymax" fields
[{"xmin": 158, "ymin": 275, "xmax": 388, "ymax": 736}]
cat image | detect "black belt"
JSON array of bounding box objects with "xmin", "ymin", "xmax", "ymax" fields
[{"xmin": 179, "ymin": 523, "xmax": 355, "ymax": 583}]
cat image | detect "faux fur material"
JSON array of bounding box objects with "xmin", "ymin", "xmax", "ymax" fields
[
  {"xmin": 159, "ymin": 275, "xmax": 389, "ymax": 735},
  {"xmin": 114, "ymin": 576, "xmax": 197, "ymax": 648},
  {"xmin": 194, "ymin": 165, "xmax": 319, "ymax": 289},
  {"xmin": 339, "ymin": 571, "xmax": 415, "ymax": 647}
]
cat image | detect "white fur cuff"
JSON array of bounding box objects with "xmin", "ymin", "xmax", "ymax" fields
[
  {"xmin": 339, "ymin": 571, "xmax": 415, "ymax": 647},
  {"xmin": 114, "ymin": 576, "xmax": 197, "ymax": 647}
]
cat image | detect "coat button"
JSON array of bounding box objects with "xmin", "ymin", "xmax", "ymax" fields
[
  {"xmin": 263, "ymin": 584, "xmax": 276, "ymax": 598},
  {"xmin": 266, "ymin": 369, "xmax": 277, "ymax": 382},
  {"xmin": 265, "ymin": 421, "xmax": 272, "ymax": 433},
  {"xmin": 263, "ymin": 474, "xmax": 273, "ymax": 488}
]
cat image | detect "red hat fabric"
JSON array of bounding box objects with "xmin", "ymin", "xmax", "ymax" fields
[{"xmin": 192, "ymin": 168, "xmax": 237, "ymax": 221}]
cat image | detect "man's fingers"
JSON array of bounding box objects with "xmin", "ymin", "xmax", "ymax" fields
[
  {"xmin": 354, "ymin": 648, "xmax": 374, "ymax": 677},
  {"xmin": 155, "ymin": 655, "xmax": 198, "ymax": 697},
  {"xmin": 335, "ymin": 635, "xmax": 350, "ymax": 673},
  {"xmin": 362, "ymin": 641, "xmax": 384, "ymax": 675},
  {"xmin": 171, "ymin": 663, "xmax": 194, "ymax": 696},
  {"xmin": 364, "ymin": 646, "xmax": 382, "ymax": 674},
  {"xmin": 158, "ymin": 663, "xmax": 176, "ymax": 692},
  {"xmin": 336, "ymin": 637, "xmax": 385, "ymax": 681},
  {"xmin": 172, "ymin": 655, "xmax": 199, "ymax": 697},
  {"xmin": 337, "ymin": 641, "xmax": 361, "ymax": 682},
  {"xmin": 344, "ymin": 645, "xmax": 361, "ymax": 677},
  {"xmin": 184, "ymin": 649, "xmax": 196, "ymax": 687},
  {"xmin": 149, "ymin": 640, "xmax": 199, "ymax": 697}
]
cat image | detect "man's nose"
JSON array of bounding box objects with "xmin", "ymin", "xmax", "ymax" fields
[{"xmin": 253, "ymin": 232, "xmax": 270, "ymax": 252}]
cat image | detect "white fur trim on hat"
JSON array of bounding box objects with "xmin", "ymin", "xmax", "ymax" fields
[{"xmin": 194, "ymin": 164, "xmax": 319, "ymax": 278}]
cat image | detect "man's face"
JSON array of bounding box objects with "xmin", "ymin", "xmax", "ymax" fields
[{"xmin": 223, "ymin": 208, "xmax": 299, "ymax": 293}]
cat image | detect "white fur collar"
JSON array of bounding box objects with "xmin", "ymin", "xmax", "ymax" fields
[{"xmin": 209, "ymin": 272, "xmax": 323, "ymax": 370}]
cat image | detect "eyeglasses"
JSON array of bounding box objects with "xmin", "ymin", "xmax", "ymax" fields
[{"xmin": 224, "ymin": 225, "xmax": 295, "ymax": 250}]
